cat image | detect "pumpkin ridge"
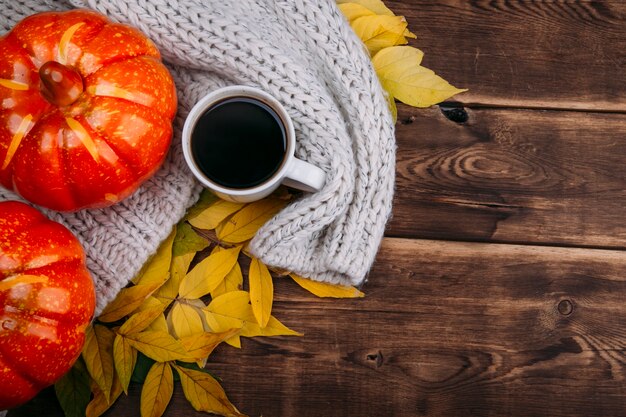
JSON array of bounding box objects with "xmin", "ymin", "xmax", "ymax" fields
[
  {"xmin": 0, "ymin": 306, "xmax": 81, "ymax": 389},
  {"xmin": 57, "ymin": 123, "xmax": 82, "ymax": 211},
  {"xmin": 0, "ymin": 343, "xmax": 47, "ymax": 392},
  {"xmin": 84, "ymin": 55, "xmax": 176, "ymax": 119}
]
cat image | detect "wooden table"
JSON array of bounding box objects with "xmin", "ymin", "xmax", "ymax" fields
[{"xmin": 10, "ymin": 1, "xmax": 626, "ymax": 416}]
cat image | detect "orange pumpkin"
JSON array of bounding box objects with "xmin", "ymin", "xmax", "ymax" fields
[
  {"xmin": 0, "ymin": 10, "xmax": 177, "ymax": 211},
  {"xmin": 0, "ymin": 201, "xmax": 95, "ymax": 409}
]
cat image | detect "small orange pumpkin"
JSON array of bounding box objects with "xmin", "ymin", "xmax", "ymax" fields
[
  {"xmin": 0, "ymin": 10, "xmax": 177, "ymax": 211},
  {"xmin": 0, "ymin": 201, "xmax": 95, "ymax": 409}
]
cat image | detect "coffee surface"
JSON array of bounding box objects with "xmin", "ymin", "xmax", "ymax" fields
[{"xmin": 191, "ymin": 97, "xmax": 287, "ymax": 189}]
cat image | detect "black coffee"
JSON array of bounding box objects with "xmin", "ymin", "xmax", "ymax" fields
[{"xmin": 191, "ymin": 97, "xmax": 287, "ymax": 189}]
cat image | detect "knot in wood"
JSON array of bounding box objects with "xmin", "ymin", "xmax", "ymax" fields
[{"xmin": 557, "ymin": 299, "xmax": 573, "ymax": 316}]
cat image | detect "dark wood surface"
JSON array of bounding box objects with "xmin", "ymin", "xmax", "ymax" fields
[{"xmin": 10, "ymin": 1, "xmax": 626, "ymax": 416}]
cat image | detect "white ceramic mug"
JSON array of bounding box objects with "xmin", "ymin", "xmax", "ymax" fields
[{"xmin": 182, "ymin": 86, "xmax": 326, "ymax": 203}]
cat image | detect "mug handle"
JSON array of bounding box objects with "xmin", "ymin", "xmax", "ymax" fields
[{"xmin": 282, "ymin": 158, "xmax": 326, "ymax": 192}]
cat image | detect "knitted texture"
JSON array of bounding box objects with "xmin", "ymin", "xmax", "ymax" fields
[{"xmin": 0, "ymin": 0, "xmax": 396, "ymax": 315}]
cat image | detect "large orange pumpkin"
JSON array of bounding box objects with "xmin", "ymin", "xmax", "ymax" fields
[
  {"xmin": 0, "ymin": 10, "xmax": 177, "ymax": 211},
  {"xmin": 0, "ymin": 201, "xmax": 95, "ymax": 409}
]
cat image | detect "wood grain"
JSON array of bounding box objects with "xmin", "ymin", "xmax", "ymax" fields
[
  {"xmin": 389, "ymin": 0, "xmax": 626, "ymax": 111},
  {"xmin": 98, "ymin": 238, "xmax": 626, "ymax": 417},
  {"xmin": 11, "ymin": 238, "xmax": 626, "ymax": 417},
  {"xmin": 389, "ymin": 104, "xmax": 626, "ymax": 248}
]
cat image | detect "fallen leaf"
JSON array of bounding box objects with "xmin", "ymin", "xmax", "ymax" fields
[
  {"xmin": 55, "ymin": 357, "xmax": 90, "ymax": 417},
  {"xmin": 179, "ymin": 246, "xmax": 241, "ymax": 299},
  {"xmin": 172, "ymin": 221, "xmax": 209, "ymax": 257},
  {"xmin": 135, "ymin": 297, "xmax": 170, "ymax": 332},
  {"xmin": 119, "ymin": 305, "xmax": 166, "ymax": 335},
  {"xmin": 240, "ymin": 313, "xmax": 303, "ymax": 338},
  {"xmin": 125, "ymin": 331, "xmax": 192, "ymax": 362},
  {"xmin": 98, "ymin": 282, "xmax": 162, "ymax": 323},
  {"xmin": 248, "ymin": 258, "xmax": 273, "ymax": 328},
  {"xmin": 173, "ymin": 364, "xmax": 246, "ymax": 417},
  {"xmin": 170, "ymin": 301, "xmax": 205, "ymax": 338},
  {"xmin": 188, "ymin": 199, "xmax": 246, "ymax": 230},
  {"xmin": 212, "ymin": 260, "xmax": 243, "ymax": 298},
  {"xmin": 132, "ymin": 227, "xmax": 175, "ymax": 286},
  {"xmin": 372, "ymin": 45, "xmax": 467, "ymax": 107},
  {"xmin": 155, "ymin": 251, "xmax": 195, "ymax": 306},
  {"xmin": 386, "ymin": 92, "xmax": 398, "ymax": 122},
  {"xmin": 350, "ymin": 15, "xmax": 408, "ymax": 54},
  {"xmin": 185, "ymin": 189, "xmax": 220, "ymax": 220},
  {"xmin": 82, "ymin": 325, "xmax": 115, "ymax": 401},
  {"xmin": 204, "ymin": 291, "xmax": 249, "ymax": 347},
  {"xmin": 113, "ymin": 334, "xmax": 136, "ymax": 394},
  {"xmin": 290, "ymin": 274, "xmax": 365, "ymax": 298},
  {"xmin": 130, "ymin": 352, "xmax": 155, "ymax": 385},
  {"xmin": 179, "ymin": 329, "xmax": 240, "ymax": 362},
  {"xmin": 203, "ymin": 291, "xmax": 249, "ymax": 333},
  {"xmin": 216, "ymin": 198, "xmax": 285, "ymax": 243},
  {"xmin": 141, "ymin": 362, "xmax": 174, "ymax": 417},
  {"xmin": 86, "ymin": 373, "xmax": 123, "ymax": 417},
  {"xmin": 338, "ymin": 2, "xmax": 375, "ymax": 22},
  {"xmin": 339, "ymin": 1, "xmax": 415, "ymax": 39},
  {"xmin": 337, "ymin": 0, "xmax": 394, "ymax": 16}
]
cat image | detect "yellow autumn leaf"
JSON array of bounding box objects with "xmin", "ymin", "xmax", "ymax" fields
[
  {"xmin": 135, "ymin": 297, "xmax": 169, "ymax": 332},
  {"xmin": 141, "ymin": 362, "xmax": 174, "ymax": 417},
  {"xmin": 173, "ymin": 365, "xmax": 246, "ymax": 417},
  {"xmin": 203, "ymin": 291, "xmax": 249, "ymax": 332},
  {"xmin": 339, "ymin": 2, "xmax": 416, "ymax": 39},
  {"xmin": 184, "ymin": 189, "xmax": 219, "ymax": 220},
  {"xmin": 204, "ymin": 291, "xmax": 301, "ymax": 341},
  {"xmin": 337, "ymin": 0, "xmax": 394, "ymax": 16},
  {"xmin": 113, "ymin": 334, "xmax": 136, "ymax": 394},
  {"xmin": 188, "ymin": 199, "xmax": 246, "ymax": 230},
  {"xmin": 132, "ymin": 227, "xmax": 175, "ymax": 286},
  {"xmin": 178, "ymin": 245, "xmax": 241, "ymax": 299},
  {"xmin": 248, "ymin": 258, "xmax": 273, "ymax": 328},
  {"xmin": 239, "ymin": 310, "xmax": 303, "ymax": 338},
  {"xmin": 372, "ymin": 45, "xmax": 467, "ymax": 107},
  {"xmin": 179, "ymin": 329, "xmax": 240, "ymax": 362},
  {"xmin": 170, "ymin": 301, "xmax": 205, "ymax": 338},
  {"xmin": 155, "ymin": 251, "xmax": 195, "ymax": 306},
  {"xmin": 125, "ymin": 331, "xmax": 192, "ymax": 362},
  {"xmin": 386, "ymin": 91, "xmax": 398, "ymax": 122},
  {"xmin": 119, "ymin": 305, "xmax": 166, "ymax": 335},
  {"xmin": 350, "ymin": 15, "xmax": 408, "ymax": 54},
  {"xmin": 212, "ymin": 260, "xmax": 243, "ymax": 298},
  {"xmin": 98, "ymin": 282, "xmax": 162, "ymax": 322},
  {"xmin": 82, "ymin": 325, "xmax": 115, "ymax": 401},
  {"xmin": 204, "ymin": 291, "xmax": 249, "ymax": 348},
  {"xmin": 86, "ymin": 373, "xmax": 123, "ymax": 417},
  {"xmin": 217, "ymin": 198, "xmax": 285, "ymax": 243},
  {"xmin": 338, "ymin": 3, "xmax": 375, "ymax": 22},
  {"xmin": 290, "ymin": 274, "xmax": 365, "ymax": 298}
]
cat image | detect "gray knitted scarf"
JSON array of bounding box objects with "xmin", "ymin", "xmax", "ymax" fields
[{"xmin": 0, "ymin": 0, "xmax": 396, "ymax": 315}]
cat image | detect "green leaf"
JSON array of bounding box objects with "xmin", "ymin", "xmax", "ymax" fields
[
  {"xmin": 172, "ymin": 221, "xmax": 209, "ymax": 257},
  {"xmin": 54, "ymin": 357, "xmax": 91, "ymax": 417},
  {"xmin": 131, "ymin": 352, "xmax": 155, "ymax": 384}
]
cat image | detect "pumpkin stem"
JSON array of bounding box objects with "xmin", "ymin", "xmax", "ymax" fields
[{"xmin": 39, "ymin": 61, "xmax": 84, "ymax": 107}]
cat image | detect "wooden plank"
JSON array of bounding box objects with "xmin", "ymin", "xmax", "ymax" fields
[
  {"xmin": 81, "ymin": 238, "xmax": 626, "ymax": 417},
  {"xmin": 389, "ymin": 104, "xmax": 626, "ymax": 248},
  {"xmin": 388, "ymin": 0, "xmax": 626, "ymax": 111}
]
